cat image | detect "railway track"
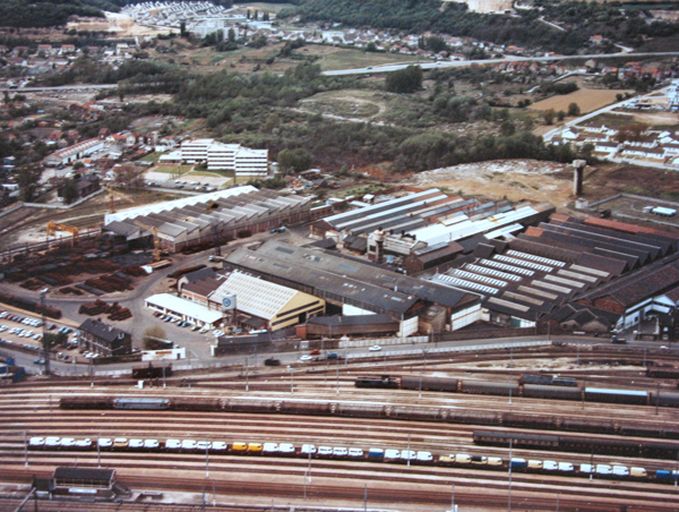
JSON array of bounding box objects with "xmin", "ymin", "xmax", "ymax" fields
[{"xmin": 2, "ymin": 344, "xmax": 679, "ymax": 511}]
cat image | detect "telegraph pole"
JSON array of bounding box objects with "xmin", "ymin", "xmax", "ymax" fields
[{"xmin": 39, "ymin": 288, "xmax": 50, "ymax": 376}]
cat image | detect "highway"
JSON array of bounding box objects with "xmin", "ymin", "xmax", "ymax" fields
[{"xmin": 322, "ymin": 51, "xmax": 679, "ymax": 76}]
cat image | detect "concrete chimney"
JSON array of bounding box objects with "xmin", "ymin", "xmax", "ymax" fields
[{"xmin": 572, "ymin": 159, "xmax": 586, "ymax": 197}]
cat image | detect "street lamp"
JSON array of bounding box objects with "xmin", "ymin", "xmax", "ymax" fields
[{"xmin": 39, "ymin": 288, "xmax": 50, "ymax": 376}]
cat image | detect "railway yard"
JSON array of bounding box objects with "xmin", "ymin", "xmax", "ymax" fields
[{"xmin": 2, "ymin": 344, "xmax": 679, "ymax": 511}]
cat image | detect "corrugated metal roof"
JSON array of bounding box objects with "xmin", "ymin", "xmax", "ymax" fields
[
  {"xmin": 210, "ymin": 271, "xmax": 300, "ymax": 321},
  {"xmin": 105, "ymin": 186, "xmax": 257, "ymax": 224}
]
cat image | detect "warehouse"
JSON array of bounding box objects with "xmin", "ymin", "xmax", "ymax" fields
[
  {"xmin": 426, "ymin": 213, "xmax": 679, "ymax": 332},
  {"xmin": 313, "ymin": 188, "xmax": 554, "ymax": 264},
  {"xmin": 224, "ymin": 241, "xmax": 481, "ymax": 335},
  {"xmin": 145, "ymin": 293, "xmax": 223, "ymax": 328},
  {"xmin": 209, "ymin": 271, "xmax": 325, "ymax": 331},
  {"xmin": 104, "ymin": 187, "xmax": 315, "ymax": 253}
]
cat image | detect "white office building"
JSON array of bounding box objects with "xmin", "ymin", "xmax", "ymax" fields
[{"xmin": 174, "ymin": 139, "xmax": 269, "ymax": 177}]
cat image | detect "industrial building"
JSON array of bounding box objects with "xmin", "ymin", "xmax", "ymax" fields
[
  {"xmin": 210, "ymin": 271, "xmax": 325, "ymax": 331},
  {"xmin": 422, "ymin": 213, "xmax": 679, "ymax": 333},
  {"xmin": 177, "ymin": 268, "xmax": 326, "ymax": 331},
  {"xmin": 44, "ymin": 138, "xmax": 106, "ymax": 167},
  {"xmin": 311, "ymin": 188, "xmax": 554, "ymax": 266},
  {"xmin": 224, "ymin": 240, "xmax": 481, "ymax": 336},
  {"xmin": 104, "ymin": 186, "xmax": 315, "ymax": 253},
  {"xmin": 145, "ymin": 293, "xmax": 224, "ymax": 328},
  {"xmin": 160, "ymin": 138, "xmax": 269, "ymax": 177}
]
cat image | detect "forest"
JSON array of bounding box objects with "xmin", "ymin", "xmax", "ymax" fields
[{"xmin": 283, "ymin": 0, "xmax": 679, "ymax": 53}]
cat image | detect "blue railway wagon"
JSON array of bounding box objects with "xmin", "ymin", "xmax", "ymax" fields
[
  {"xmin": 584, "ymin": 387, "xmax": 649, "ymax": 405},
  {"xmin": 112, "ymin": 397, "xmax": 171, "ymax": 410}
]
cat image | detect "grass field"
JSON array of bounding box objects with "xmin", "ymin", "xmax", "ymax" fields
[
  {"xmin": 530, "ymin": 88, "xmax": 631, "ymax": 114},
  {"xmin": 298, "ymin": 45, "xmax": 421, "ymax": 71}
]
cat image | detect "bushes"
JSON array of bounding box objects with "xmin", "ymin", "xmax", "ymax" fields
[{"xmin": 385, "ymin": 66, "xmax": 423, "ymax": 94}]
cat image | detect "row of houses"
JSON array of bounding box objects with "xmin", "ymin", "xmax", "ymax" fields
[{"xmin": 548, "ymin": 124, "xmax": 679, "ymax": 168}]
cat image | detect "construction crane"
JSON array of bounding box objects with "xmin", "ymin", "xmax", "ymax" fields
[
  {"xmin": 46, "ymin": 221, "xmax": 79, "ymax": 246},
  {"xmin": 151, "ymin": 226, "xmax": 161, "ymax": 263}
]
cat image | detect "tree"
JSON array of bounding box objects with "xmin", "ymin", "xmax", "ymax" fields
[
  {"xmin": 385, "ymin": 65, "xmax": 422, "ymax": 94},
  {"xmin": 567, "ymin": 102, "xmax": 581, "ymax": 116},
  {"xmin": 180, "ymin": 20, "xmax": 187, "ymax": 38},
  {"xmin": 425, "ymin": 36, "xmax": 447, "ymax": 53},
  {"xmin": 365, "ymin": 41, "xmax": 377, "ymax": 52},
  {"xmin": 500, "ymin": 120, "xmax": 515, "ymax": 136},
  {"xmin": 60, "ymin": 178, "xmax": 79, "ymax": 204},
  {"xmin": 557, "ymin": 110, "xmax": 566, "ymax": 122},
  {"xmin": 227, "ymin": 27, "xmax": 236, "ymax": 42},
  {"xmin": 143, "ymin": 326, "xmax": 169, "ymax": 350},
  {"xmin": 262, "ymin": 12, "xmax": 270, "ymax": 21},
  {"xmin": 543, "ymin": 108, "xmax": 556, "ymax": 125},
  {"xmin": 277, "ymin": 148, "xmax": 311, "ymax": 173},
  {"xmin": 43, "ymin": 332, "xmax": 67, "ymax": 349}
]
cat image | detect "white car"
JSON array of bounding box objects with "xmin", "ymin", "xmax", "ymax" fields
[
  {"xmin": 28, "ymin": 436, "xmax": 45, "ymax": 448},
  {"xmin": 368, "ymin": 345, "xmax": 382, "ymax": 352},
  {"xmin": 558, "ymin": 462, "xmax": 574, "ymax": 473},
  {"xmin": 332, "ymin": 447, "xmax": 348, "ymax": 457},
  {"xmin": 400, "ymin": 450, "xmax": 416, "ymax": 461},
  {"xmin": 543, "ymin": 460, "xmax": 558, "ymax": 471},
  {"xmin": 128, "ymin": 439, "xmax": 144, "ymax": 449},
  {"xmin": 299, "ymin": 354, "xmax": 313, "ymax": 361},
  {"xmin": 596, "ymin": 464, "xmax": 613, "ymax": 475},
  {"xmin": 98, "ymin": 438, "xmax": 113, "ymax": 449},
  {"xmin": 317, "ymin": 446, "xmax": 333, "ymax": 457},
  {"xmin": 45, "ymin": 436, "xmax": 61, "ymax": 448},
  {"xmin": 348, "ymin": 448, "xmax": 364, "ymax": 458},
  {"xmin": 165, "ymin": 439, "xmax": 181, "ymax": 450},
  {"xmin": 263, "ymin": 442, "xmax": 279, "ymax": 454},
  {"xmin": 196, "ymin": 440, "xmax": 211, "ymax": 451},
  {"xmin": 416, "ymin": 451, "xmax": 433, "ymax": 462},
  {"xmin": 181, "ymin": 439, "xmax": 197, "ymax": 451},
  {"xmin": 613, "ymin": 465, "xmax": 629, "ymax": 477},
  {"xmin": 278, "ymin": 443, "xmax": 295, "ymax": 455},
  {"xmin": 300, "ymin": 444, "xmax": 316, "ymax": 455},
  {"xmin": 75, "ymin": 438, "xmax": 92, "ymax": 449},
  {"xmin": 59, "ymin": 437, "xmax": 76, "ymax": 449},
  {"xmin": 384, "ymin": 449, "xmax": 401, "ymax": 461},
  {"xmin": 211, "ymin": 441, "xmax": 227, "ymax": 452}
]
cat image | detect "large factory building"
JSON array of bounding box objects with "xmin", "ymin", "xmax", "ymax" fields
[
  {"xmin": 104, "ymin": 186, "xmax": 316, "ymax": 253},
  {"xmin": 224, "ymin": 240, "xmax": 482, "ymax": 336}
]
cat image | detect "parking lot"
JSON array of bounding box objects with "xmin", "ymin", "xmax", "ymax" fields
[{"xmin": 0, "ymin": 308, "xmax": 79, "ymax": 364}]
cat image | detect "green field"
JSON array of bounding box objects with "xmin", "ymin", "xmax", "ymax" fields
[{"xmin": 297, "ymin": 45, "xmax": 422, "ymax": 71}]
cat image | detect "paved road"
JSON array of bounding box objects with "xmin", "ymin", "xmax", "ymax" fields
[
  {"xmin": 7, "ymin": 335, "xmax": 677, "ymax": 378},
  {"xmin": 322, "ymin": 51, "xmax": 679, "ymax": 76},
  {"xmin": 0, "ymin": 83, "xmax": 118, "ymax": 93}
]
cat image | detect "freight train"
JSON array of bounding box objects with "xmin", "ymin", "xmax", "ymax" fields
[
  {"xmin": 354, "ymin": 374, "xmax": 679, "ymax": 407},
  {"xmin": 26, "ymin": 435, "xmax": 679, "ymax": 485},
  {"xmin": 59, "ymin": 395, "xmax": 679, "ymax": 442},
  {"xmin": 473, "ymin": 430, "xmax": 679, "ymax": 460}
]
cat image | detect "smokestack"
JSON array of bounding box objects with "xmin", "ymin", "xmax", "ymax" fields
[{"xmin": 572, "ymin": 159, "xmax": 586, "ymax": 197}]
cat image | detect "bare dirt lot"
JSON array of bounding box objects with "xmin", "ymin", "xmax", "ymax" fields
[
  {"xmin": 407, "ymin": 159, "xmax": 679, "ymax": 208},
  {"xmin": 67, "ymin": 12, "xmax": 178, "ymax": 37},
  {"xmin": 408, "ymin": 159, "xmax": 573, "ymax": 206},
  {"xmin": 530, "ymin": 88, "xmax": 630, "ymax": 114}
]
